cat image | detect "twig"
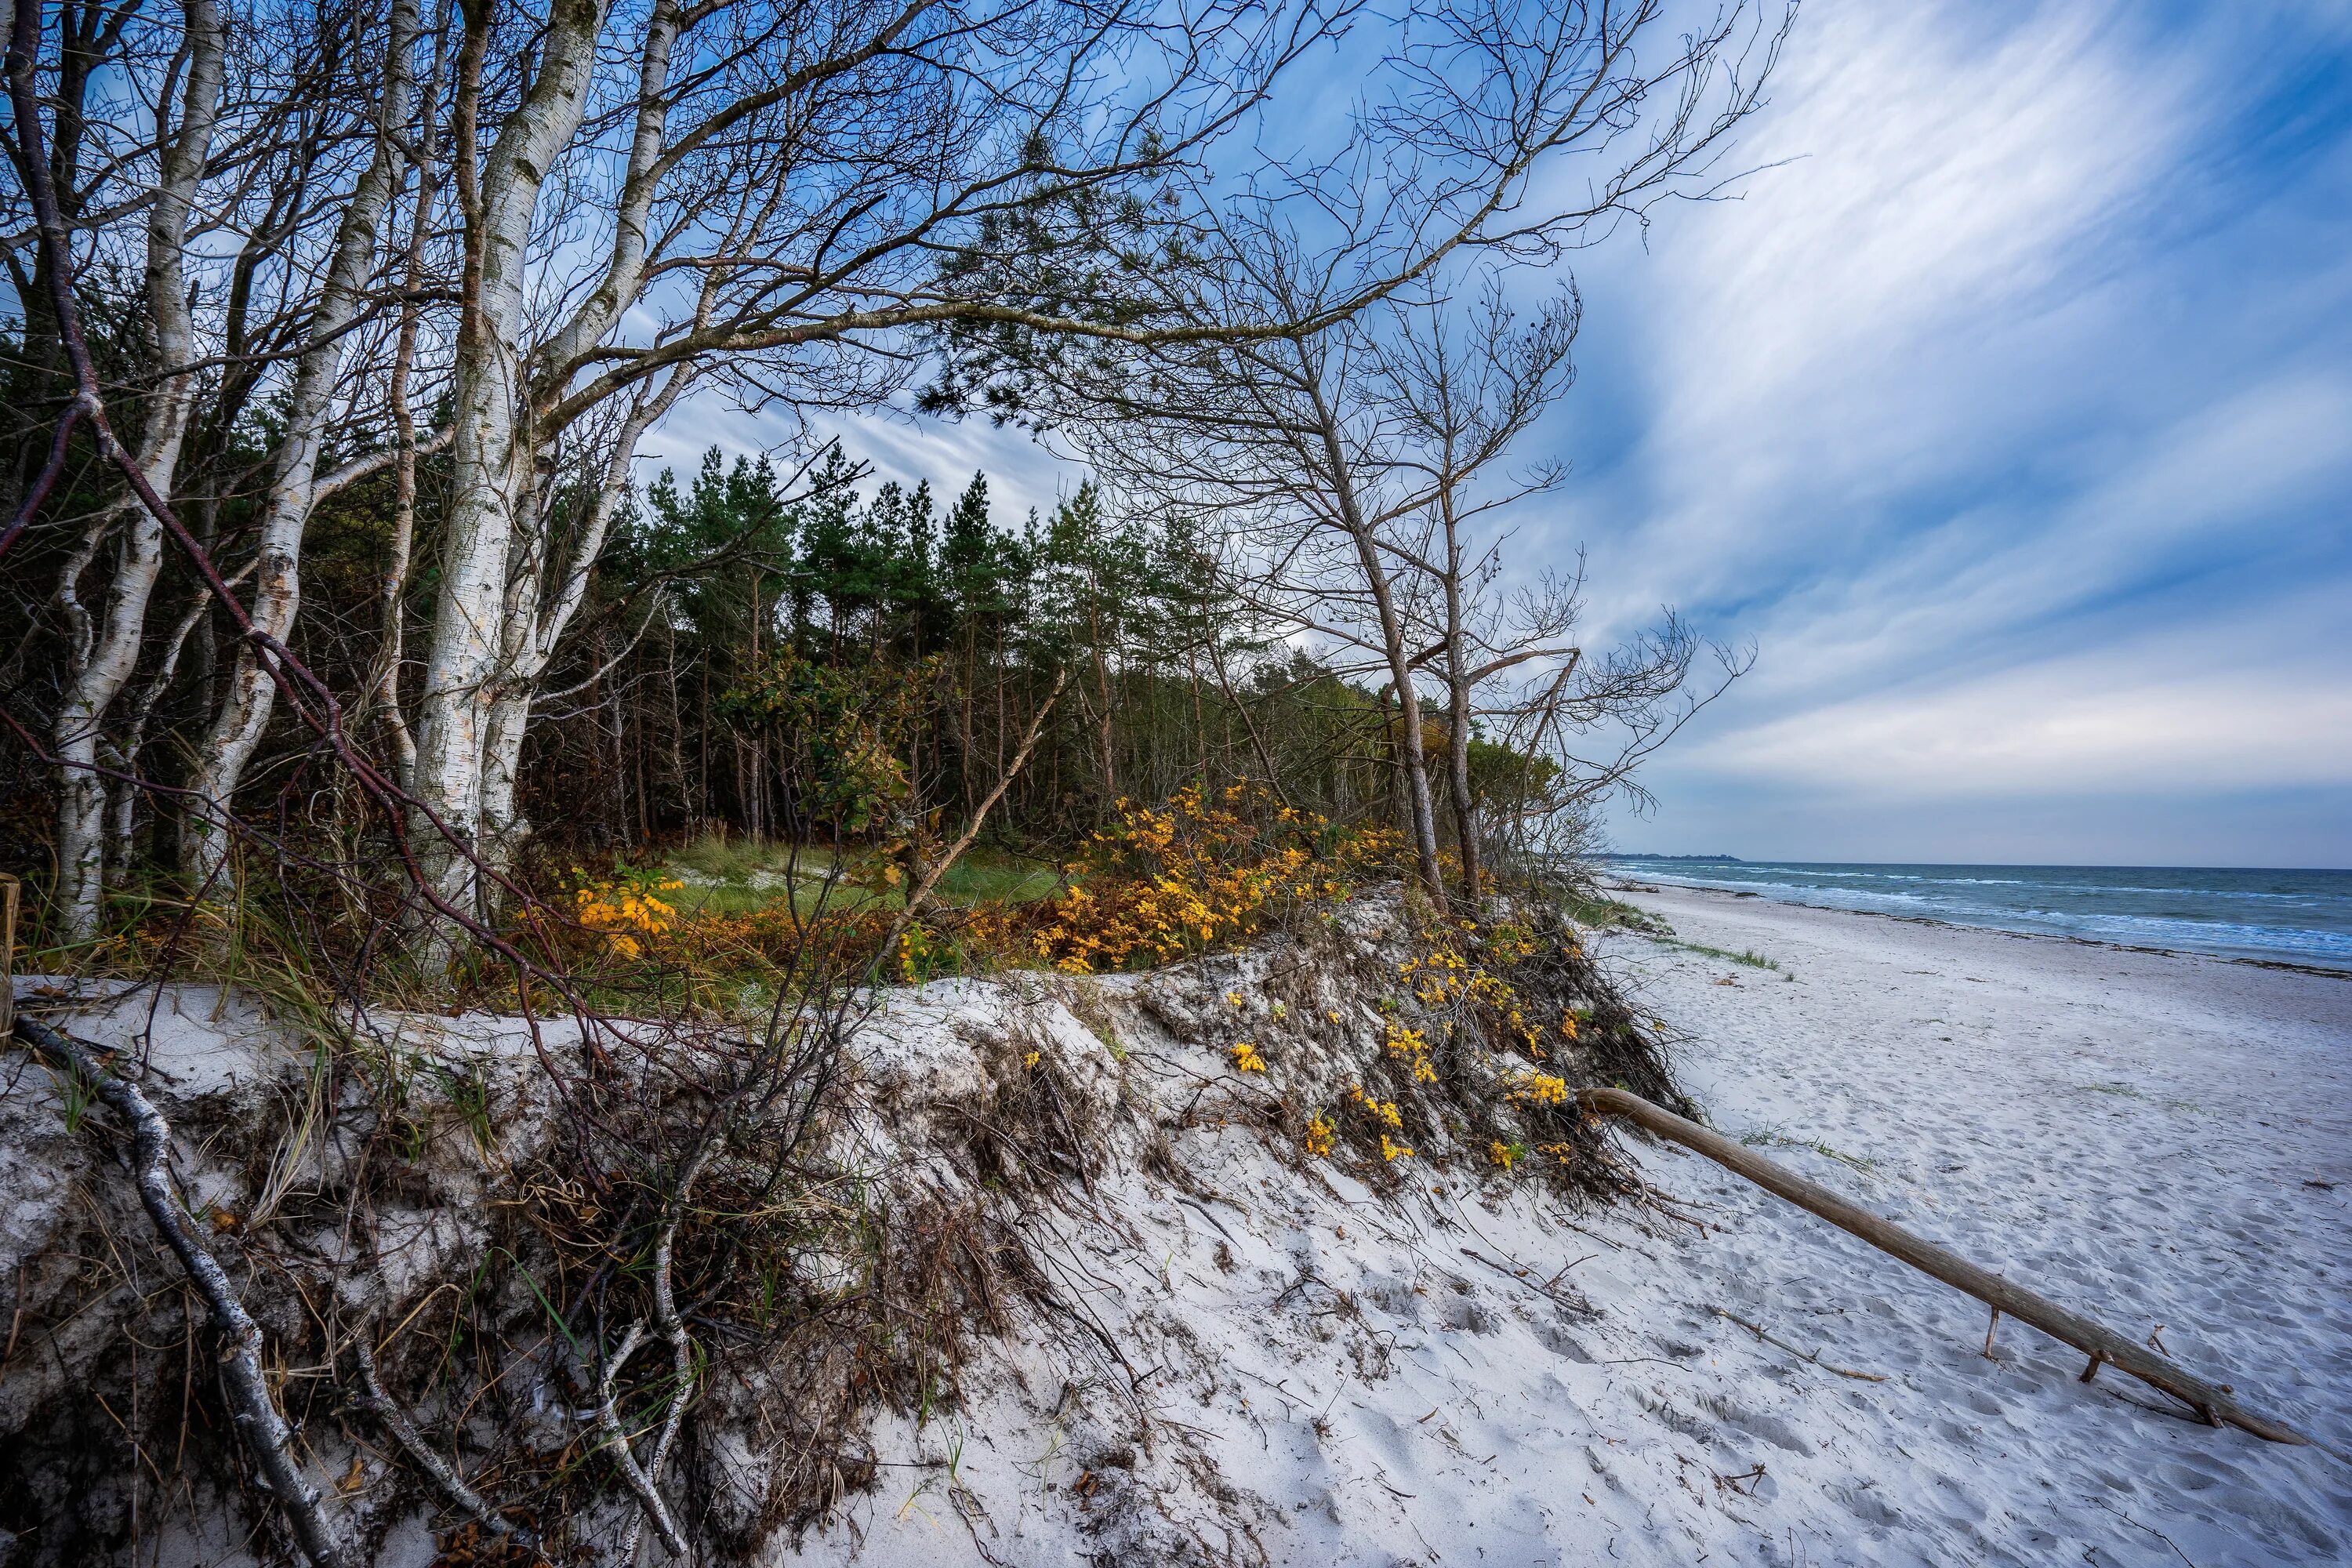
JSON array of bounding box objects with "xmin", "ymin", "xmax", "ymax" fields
[
  {"xmin": 13, "ymin": 1016, "xmax": 350, "ymax": 1567},
  {"xmin": 1459, "ymin": 1247, "xmax": 1588, "ymax": 1312},
  {"xmin": 1711, "ymin": 1308, "xmax": 1886, "ymax": 1382},
  {"xmin": 892, "ymin": 666, "xmax": 1069, "ymax": 932},
  {"xmin": 619, "ymin": 1154, "xmax": 704, "ymax": 1563},
  {"xmin": 352, "ymin": 1334, "xmax": 539, "ymax": 1555},
  {"xmin": 593, "ymin": 1321, "xmax": 688, "ymax": 1557},
  {"xmin": 2093, "ymin": 1498, "xmax": 2199, "ymax": 1566}
]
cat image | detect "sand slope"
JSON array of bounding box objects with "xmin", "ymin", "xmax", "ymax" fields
[{"xmin": 804, "ymin": 889, "xmax": 2350, "ymax": 1567}]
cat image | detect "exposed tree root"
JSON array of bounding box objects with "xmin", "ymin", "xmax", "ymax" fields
[
  {"xmin": 351, "ymin": 1334, "xmax": 539, "ymax": 1556},
  {"xmin": 11, "ymin": 1014, "xmax": 353, "ymax": 1566}
]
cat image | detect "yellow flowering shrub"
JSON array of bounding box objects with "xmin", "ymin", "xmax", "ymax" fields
[
  {"xmin": 1304, "ymin": 1113, "xmax": 1335, "ymax": 1157},
  {"xmin": 1382, "ymin": 1022, "xmax": 1428, "ymax": 1058},
  {"xmin": 1007, "ymin": 785, "xmax": 1403, "ymax": 974},
  {"xmin": 1511, "ymin": 1070, "xmax": 1570, "ymax": 1106},
  {"xmin": 571, "ymin": 868, "xmax": 683, "ymax": 958},
  {"xmin": 1230, "ymin": 1040, "xmax": 1267, "ymax": 1073},
  {"xmin": 1379, "ymin": 1133, "xmax": 1414, "ymax": 1162},
  {"xmin": 1346, "ymin": 1083, "xmax": 1403, "ymax": 1130}
]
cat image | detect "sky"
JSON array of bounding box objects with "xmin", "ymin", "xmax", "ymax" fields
[{"xmin": 656, "ymin": 1, "xmax": 2352, "ymax": 870}]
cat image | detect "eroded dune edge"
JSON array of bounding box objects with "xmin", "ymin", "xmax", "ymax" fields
[{"xmin": 5, "ymin": 887, "xmax": 2347, "ymax": 1566}]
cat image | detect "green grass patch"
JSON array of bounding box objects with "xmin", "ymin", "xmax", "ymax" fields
[
  {"xmin": 1560, "ymin": 888, "xmax": 1667, "ymax": 933},
  {"xmin": 1650, "ymin": 935, "xmax": 1790, "ymax": 975},
  {"xmin": 1737, "ymin": 1126, "xmax": 1878, "ymax": 1177},
  {"xmin": 657, "ymin": 834, "xmax": 1061, "ymax": 919}
]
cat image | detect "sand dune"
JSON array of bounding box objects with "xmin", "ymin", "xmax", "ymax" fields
[{"xmin": 811, "ymin": 886, "xmax": 2351, "ymax": 1566}]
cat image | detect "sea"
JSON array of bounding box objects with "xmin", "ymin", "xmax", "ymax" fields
[{"xmin": 1599, "ymin": 858, "xmax": 2352, "ymax": 973}]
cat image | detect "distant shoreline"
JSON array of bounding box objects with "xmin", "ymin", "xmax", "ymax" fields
[{"xmin": 1602, "ymin": 875, "xmax": 2352, "ymax": 981}]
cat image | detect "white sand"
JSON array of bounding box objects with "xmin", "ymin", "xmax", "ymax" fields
[
  {"xmin": 1582, "ymin": 887, "xmax": 2352, "ymax": 1564},
  {"xmin": 805, "ymin": 890, "xmax": 2351, "ymax": 1567},
  {"xmin": 17, "ymin": 889, "xmax": 2344, "ymax": 1565}
]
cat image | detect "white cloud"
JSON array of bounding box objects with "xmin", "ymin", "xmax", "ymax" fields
[
  {"xmin": 1559, "ymin": 2, "xmax": 2352, "ymax": 860},
  {"xmin": 1685, "ymin": 653, "xmax": 2352, "ymax": 800}
]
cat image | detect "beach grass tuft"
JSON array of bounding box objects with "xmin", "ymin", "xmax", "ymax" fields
[
  {"xmin": 1651, "ymin": 935, "xmax": 1793, "ymax": 978},
  {"xmin": 1739, "ymin": 1124, "xmax": 1878, "ymax": 1177}
]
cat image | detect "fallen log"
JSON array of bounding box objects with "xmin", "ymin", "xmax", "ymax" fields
[{"xmin": 1577, "ymin": 1086, "xmax": 2343, "ymax": 1458}]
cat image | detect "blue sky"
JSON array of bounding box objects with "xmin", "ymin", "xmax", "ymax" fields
[{"xmin": 658, "ymin": 1, "xmax": 2352, "ymax": 869}]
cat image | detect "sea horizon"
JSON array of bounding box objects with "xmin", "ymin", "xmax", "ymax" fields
[{"xmin": 1598, "ymin": 856, "xmax": 2352, "ymax": 973}]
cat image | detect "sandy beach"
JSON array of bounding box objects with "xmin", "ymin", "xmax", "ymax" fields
[
  {"xmin": 1580, "ymin": 884, "xmax": 2352, "ymax": 1564},
  {"xmin": 807, "ymin": 885, "xmax": 2351, "ymax": 1567},
  {"xmin": 10, "ymin": 887, "xmax": 2347, "ymax": 1566}
]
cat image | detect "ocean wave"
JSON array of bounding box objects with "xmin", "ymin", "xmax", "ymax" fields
[{"xmin": 1610, "ymin": 861, "xmax": 2352, "ymax": 969}]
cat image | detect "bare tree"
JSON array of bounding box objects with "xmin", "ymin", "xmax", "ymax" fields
[
  {"xmin": 1368, "ymin": 282, "xmax": 1581, "ymax": 902},
  {"xmin": 1367, "ymin": 284, "xmax": 1746, "ymax": 898},
  {"xmin": 956, "ymin": 0, "xmax": 1786, "ymax": 906},
  {"xmin": 45, "ymin": 0, "xmax": 226, "ymax": 938},
  {"xmin": 180, "ymin": 0, "xmax": 427, "ymax": 888}
]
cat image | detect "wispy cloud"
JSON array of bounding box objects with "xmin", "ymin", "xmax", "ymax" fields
[
  {"xmin": 1563, "ymin": 1, "xmax": 2352, "ymax": 862},
  {"xmin": 650, "ymin": 2, "xmax": 2352, "ymax": 865}
]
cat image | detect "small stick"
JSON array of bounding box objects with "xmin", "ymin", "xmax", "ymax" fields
[
  {"xmin": 1983, "ymin": 1307, "xmax": 2000, "ymax": 1360},
  {"xmin": 0, "ymin": 872, "xmax": 18, "ymax": 1038},
  {"xmin": 1460, "ymin": 1247, "xmax": 1586, "ymax": 1311},
  {"xmin": 1712, "ymin": 1308, "xmax": 1886, "ymax": 1382}
]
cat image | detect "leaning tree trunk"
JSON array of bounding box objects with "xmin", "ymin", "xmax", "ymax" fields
[
  {"xmin": 183, "ymin": 0, "xmax": 422, "ymax": 892},
  {"xmin": 1439, "ymin": 497, "xmax": 1482, "ymax": 905},
  {"xmin": 1360, "ymin": 539, "xmax": 1448, "ymax": 912},
  {"xmin": 50, "ymin": 0, "xmax": 223, "ymax": 939},
  {"xmin": 1307, "ymin": 384, "xmax": 1447, "ymax": 909}
]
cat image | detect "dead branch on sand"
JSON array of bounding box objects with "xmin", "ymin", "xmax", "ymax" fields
[{"xmin": 1580, "ymin": 1086, "xmax": 2345, "ymax": 1460}]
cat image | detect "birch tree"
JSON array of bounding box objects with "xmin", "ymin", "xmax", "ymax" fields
[
  {"xmin": 180, "ymin": 0, "xmax": 428, "ymax": 887},
  {"xmin": 392, "ymin": 0, "xmax": 1346, "ymax": 923},
  {"xmin": 3, "ymin": 0, "xmax": 1784, "ymax": 960},
  {"xmin": 45, "ymin": 0, "xmax": 225, "ymax": 938}
]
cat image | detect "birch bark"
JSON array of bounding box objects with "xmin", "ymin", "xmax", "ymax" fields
[
  {"xmin": 411, "ymin": 0, "xmax": 612, "ymax": 920},
  {"xmin": 475, "ymin": 372, "xmax": 688, "ymax": 866},
  {"xmin": 51, "ymin": 0, "xmax": 224, "ymax": 939},
  {"xmin": 182, "ymin": 0, "xmax": 424, "ymax": 888}
]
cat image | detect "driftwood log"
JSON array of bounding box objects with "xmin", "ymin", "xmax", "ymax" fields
[{"xmin": 1577, "ymin": 1086, "xmax": 2343, "ymax": 1458}]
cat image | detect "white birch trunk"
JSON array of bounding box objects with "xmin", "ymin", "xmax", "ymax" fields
[
  {"xmin": 471, "ymin": 371, "xmax": 687, "ymax": 880},
  {"xmin": 411, "ymin": 0, "xmax": 611, "ymax": 924},
  {"xmin": 52, "ymin": 0, "xmax": 224, "ymax": 939},
  {"xmin": 454, "ymin": 2, "xmax": 683, "ymax": 883},
  {"xmin": 181, "ymin": 0, "xmax": 423, "ymax": 891}
]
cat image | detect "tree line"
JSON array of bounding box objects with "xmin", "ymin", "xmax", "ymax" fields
[
  {"xmin": 526, "ymin": 441, "xmax": 1525, "ymax": 866},
  {"xmin": 1, "ymin": 0, "xmax": 1784, "ymax": 953}
]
